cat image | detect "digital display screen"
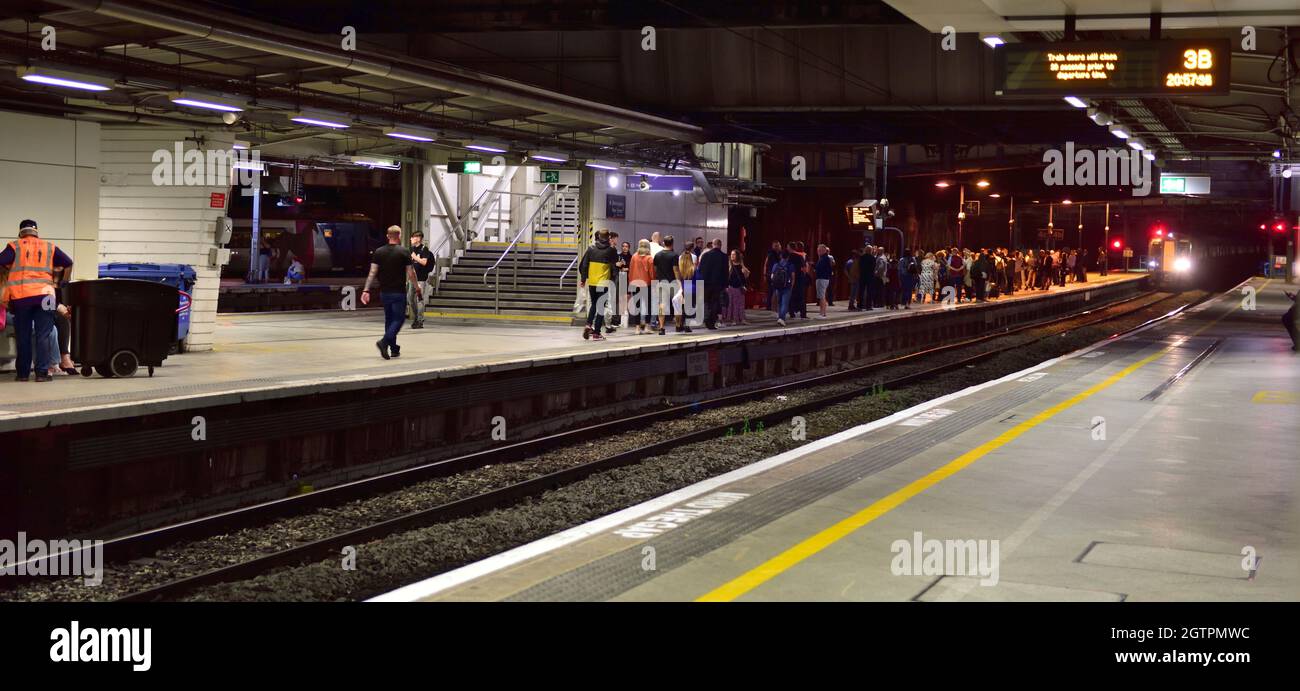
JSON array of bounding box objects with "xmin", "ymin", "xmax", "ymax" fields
[
  {"xmin": 847, "ymin": 206, "xmax": 874, "ymax": 226},
  {"xmin": 995, "ymin": 39, "xmax": 1229, "ymax": 96},
  {"xmin": 448, "ymin": 160, "xmax": 481, "ymax": 174}
]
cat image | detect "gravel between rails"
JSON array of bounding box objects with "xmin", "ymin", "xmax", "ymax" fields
[{"xmin": 1, "ymin": 291, "xmax": 1200, "ymax": 602}]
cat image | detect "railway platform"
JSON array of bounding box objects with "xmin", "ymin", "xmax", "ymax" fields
[
  {"xmin": 1, "ymin": 272, "xmax": 1150, "ymax": 537},
  {"xmin": 1, "ymin": 271, "xmax": 1141, "ymax": 431},
  {"xmin": 377, "ymin": 277, "xmax": 1299, "ymax": 602}
]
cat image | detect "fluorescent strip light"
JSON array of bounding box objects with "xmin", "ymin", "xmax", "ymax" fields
[
  {"xmin": 981, "ymin": 35, "xmax": 1005, "ymax": 48},
  {"xmin": 530, "ymin": 150, "xmax": 569, "ymax": 163},
  {"xmin": 383, "ymin": 126, "xmax": 436, "ymax": 142},
  {"xmin": 232, "ymin": 160, "xmax": 264, "ymax": 172},
  {"xmin": 1143, "ymin": 151, "xmax": 1155, "ymax": 161},
  {"xmin": 585, "ymin": 159, "xmax": 620, "ymax": 170},
  {"xmin": 1109, "ymin": 125, "xmax": 1130, "ymax": 140},
  {"xmin": 17, "ymin": 66, "xmax": 112, "ymax": 91},
  {"xmin": 170, "ymin": 92, "xmax": 244, "ymax": 112},
  {"xmin": 1128, "ymin": 139, "xmax": 1145, "ymax": 151},
  {"xmin": 465, "ymin": 139, "xmax": 508, "ymax": 153},
  {"xmin": 1063, "ymin": 96, "xmax": 1087, "ymax": 108},
  {"xmin": 634, "ymin": 169, "xmax": 664, "ymax": 177},
  {"xmin": 290, "ymin": 110, "xmax": 350, "ymax": 129},
  {"xmin": 232, "ymin": 142, "xmax": 249, "ymax": 150},
  {"xmin": 350, "ymin": 157, "xmax": 400, "ymax": 170}
]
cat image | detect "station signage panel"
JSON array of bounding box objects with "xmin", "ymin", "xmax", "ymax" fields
[
  {"xmin": 848, "ymin": 206, "xmax": 874, "ymax": 226},
  {"xmin": 1159, "ymin": 174, "xmax": 1211, "ymax": 195},
  {"xmin": 448, "ymin": 160, "xmax": 482, "ymax": 174},
  {"xmin": 995, "ymin": 39, "xmax": 1230, "ymax": 96},
  {"xmin": 605, "ymin": 194, "xmax": 626, "ymax": 219},
  {"xmin": 541, "ymin": 170, "xmax": 560, "ymax": 183}
]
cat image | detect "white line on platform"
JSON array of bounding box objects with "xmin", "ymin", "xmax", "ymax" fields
[{"xmin": 370, "ymin": 283, "xmax": 1236, "ymax": 602}]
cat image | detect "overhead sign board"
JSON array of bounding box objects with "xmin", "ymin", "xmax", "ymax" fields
[
  {"xmin": 448, "ymin": 160, "xmax": 482, "ymax": 174},
  {"xmin": 995, "ymin": 39, "xmax": 1230, "ymax": 97},
  {"xmin": 541, "ymin": 170, "xmax": 560, "ymax": 183},
  {"xmin": 1160, "ymin": 174, "xmax": 1210, "ymax": 195}
]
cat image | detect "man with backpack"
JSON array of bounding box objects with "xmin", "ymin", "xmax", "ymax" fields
[
  {"xmin": 769, "ymin": 249, "xmax": 794, "ymax": 326},
  {"xmin": 946, "ymin": 247, "xmax": 966, "ymax": 302}
]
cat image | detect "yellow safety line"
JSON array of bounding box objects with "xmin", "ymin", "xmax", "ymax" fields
[
  {"xmin": 696, "ymin": 279, "xmax": 1263, "ymax": 602},
  {"xmin": 422, "ymin": 311, "xmax": 573, "ymax": 322},
  {"xmin": 695, "ymin": 351, "xmax": 1163, "ymax": 601}
]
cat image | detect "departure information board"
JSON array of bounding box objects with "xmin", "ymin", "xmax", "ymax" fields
[{"xmin": 995, "ymin": 39, "xmax": 1230, "ymax": 97}]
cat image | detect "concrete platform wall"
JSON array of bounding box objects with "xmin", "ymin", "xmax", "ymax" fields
[{"xmin": 0, "ymin": 111, "xmax": 100, "ymax": 280}]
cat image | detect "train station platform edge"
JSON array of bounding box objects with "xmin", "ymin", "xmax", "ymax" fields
[
  {"xmin": 374, "ymin": 277, "xmax": 1299, "ymax": 603},
  {"xmin": 0, "ymin": 272, "xmax": 1143, "ymax": 432}
]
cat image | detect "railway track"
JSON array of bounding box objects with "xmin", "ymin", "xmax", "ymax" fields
[{"xmin": 9, "ymin": 289, "xmax": 1195, "ymax": 601}]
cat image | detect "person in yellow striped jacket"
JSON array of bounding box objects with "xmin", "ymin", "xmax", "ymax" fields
[{"xmin": 578, "ymin": 228, "xmax": 618, "ymax": 341}]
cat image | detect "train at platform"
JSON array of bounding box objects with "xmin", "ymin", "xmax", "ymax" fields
[
  {"xmin": 1144, "ymin": 226, "xmax": 1264, "ymax": 291},
  {"xmin": 222, "ymin": 216, "xmax": 385, "ymax": 280}
]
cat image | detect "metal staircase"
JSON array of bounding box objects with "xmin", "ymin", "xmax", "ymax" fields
[{"xmin": 425, "ymin": 184, "xmax": 582, "ymax": 323}]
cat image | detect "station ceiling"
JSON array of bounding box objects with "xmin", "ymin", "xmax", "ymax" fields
[{"xmin": 0, "ymin": 0, "xmax": 1296, "ymax": 172}]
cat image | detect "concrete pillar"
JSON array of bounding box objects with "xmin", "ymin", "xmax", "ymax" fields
[
  {"xmin": 399, "ymin": 151, "xmax": 431, "ymax": 243},
  {"xmin": 97, "ymin": 127, "xmax": 236, "ymax": 352},
  {"xmin": 0, "ymin": 112, "xmax": 100, "ymax": 281}
]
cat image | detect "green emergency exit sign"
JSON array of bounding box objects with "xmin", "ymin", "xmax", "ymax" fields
[
  {"xmin": 449, "ymin": 160, "xmax": 481, "ymax": 174},
  {"xmin": 1160, "ymin": 176, "xmax": 1186, "ymax": 194},
  {"xmin": 542, "ymin": 170, "xmax": 560, "ymax": 183}
]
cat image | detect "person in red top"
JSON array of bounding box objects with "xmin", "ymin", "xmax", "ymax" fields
[{"xmin": 1, "ymin": 220, "xmax": 74, "ymax": 382}]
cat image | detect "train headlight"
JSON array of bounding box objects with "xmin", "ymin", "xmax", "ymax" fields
[{"xmin": 1173, "ymin": 257, "xmax": 1192, "ymax": 272}]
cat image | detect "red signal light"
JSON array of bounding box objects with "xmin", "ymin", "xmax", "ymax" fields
[
  {"xmin": 1275, "ymin": 223, "xmax": 1286, "ymax": 232},
  {"xmin": 1112, "ymin": 239, "xmax": 1122, "ymax": 249},
  {"xmin": 1155, "ymin": 228, "xmax": 1164, "ymax": 237},
  {"xmin": 294, "ymin": 196, "xmax": 304, "ymax": 204}
]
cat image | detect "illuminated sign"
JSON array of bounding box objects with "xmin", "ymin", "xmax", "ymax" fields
[
  {"xmin": 1160, "ymin": 174, "xmax": 1211, "ymax": 195},
  {"xmin": 448, "ymin": 160, "xmax": 482, "ymax": 174},
  {"xmin": 849, "ymin": 206, "xmax": 874, "ymax": 226},
  {"xmin": 995, "ymin": 39, "xmax": 1229, "ymax": 96}
]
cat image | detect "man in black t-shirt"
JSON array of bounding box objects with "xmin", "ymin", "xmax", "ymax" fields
[
  {"xmin": 362, "ymin": 225, "xmax": 421, "ymax": 359},
  {"xmin": 652, "ymin": 235, "xmax": 679, "ymax": 335},
  {"xmin": 408, "ymin": 230, "xmax": 434, "ymax": 329}
]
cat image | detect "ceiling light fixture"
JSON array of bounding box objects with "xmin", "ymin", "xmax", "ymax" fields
[
  {"xmin": 170, "ymin": 91, "xmax": 244, "ymax": 112},
  {"xmin": 290, "ymin": 110, "xmax": 350, "ymax": 129},
  {"xmin": 529, "ymin": 150, "xmax": 570, "ymax": 163},
  {"xmin": 383, "ymin": 126, "xmax": 437, "ymax": 142},
  {"xmin": 465, "ymin": 138, "xmax": 508, "ymax": 153},
  {"xmin": 17, "ymin": 65, "xmax": 113, "ymax": 91},
  {"xmin": 1063, "ymin": 96, "xmax": 1088, "ymax": 108}
]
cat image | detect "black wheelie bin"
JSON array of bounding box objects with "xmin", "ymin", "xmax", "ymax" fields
[{"xmin": 65, "ymin": 279, "xmax": 177, "ymax": 377}]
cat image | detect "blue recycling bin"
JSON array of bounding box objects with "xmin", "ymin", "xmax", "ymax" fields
[{"xmin": 98, "ymin": 263, "xmax": 196, "ymax": 351}]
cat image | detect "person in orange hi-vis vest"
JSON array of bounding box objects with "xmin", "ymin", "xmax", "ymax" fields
[{"xmin": 0, "ymin": 220, "xmax": 74, "ymax": 382}]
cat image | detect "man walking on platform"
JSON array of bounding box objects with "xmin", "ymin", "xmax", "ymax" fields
[{"xmin": 362, "ymin": 225, "xmax": 421, "ymax": 360}]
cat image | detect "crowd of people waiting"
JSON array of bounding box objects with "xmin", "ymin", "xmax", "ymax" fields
[{"xmin": 576, "ymin": 226, "xmax": 1105, "ymax": 340}]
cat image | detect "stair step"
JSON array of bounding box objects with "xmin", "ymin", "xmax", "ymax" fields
[
  {"xmin": 436, "ymin": 288, "xmax": 573, "ymax": 300},
  {"xmin": 422, "ymin": 309, "xmax": 574, "ymax": 323},
  {"xmin": 429, "ymin": 297, "xmax": 574, "ymax": 311}
]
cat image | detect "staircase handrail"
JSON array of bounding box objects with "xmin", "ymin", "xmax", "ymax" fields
[{"xmin": 482, "ymin": 184, "xmax": 557, "ymax": 313}]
